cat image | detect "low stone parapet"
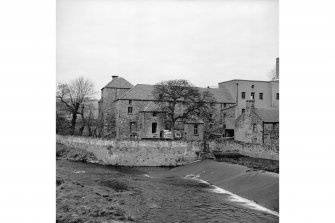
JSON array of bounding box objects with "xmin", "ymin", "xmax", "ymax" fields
[{"xmin": 56, "ymin": 135, "xmax": 201, "ymax": 166}]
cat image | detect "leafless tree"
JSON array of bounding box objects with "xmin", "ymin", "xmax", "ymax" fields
[
  {"xmin": 80, "ymin": 102, "xmax": 103, "ymax": 137},
  {"xmin": 152, "ymin": 79, "xmax": 215, "ymax": 138},
  {"xmin": 56, "ymin": 77, "xmax": 95, "ymax": 135}
]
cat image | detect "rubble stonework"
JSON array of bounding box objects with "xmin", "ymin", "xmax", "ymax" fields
[{"xmin": 98, "ymin": 77, "xmax": 235, "ymax": 140}]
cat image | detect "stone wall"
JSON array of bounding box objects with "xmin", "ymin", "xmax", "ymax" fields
[
  {"xmin": 56, "ymin": 135, "xmax": 202, "ymax": 166},
  {"xmin": 264, "ymin": 123, "xmax": 279, "ymax": 147},
  {"xmin": 208, "ymin": 139, "xmax": 279, "ymax": 160},
  {"xmin": 139, "ymin": 112, "xmax": 166, "ymax": 139},
  {"xmin": 116, "ymin": 99, "xmax": 150, "ymax": 139},
  {"xmin": 99, "ymin": 88, "xmax": 131, "ymax": 138},
  {"xmin": 184, "ymin": 123, "xmax": 204, "ymax": 141},
  {"xmin": 235, "ymin": 108, "xmax": 263, "ymax": 144}
]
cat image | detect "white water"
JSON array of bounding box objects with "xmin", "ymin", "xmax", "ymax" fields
[{"xmin": 184, "ymin": 174, "xmax": 279, "ymax": 217}]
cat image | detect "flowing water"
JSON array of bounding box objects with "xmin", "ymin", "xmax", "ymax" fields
[{"xmin": 57, "ymin": 160, "xmax": 279, "ymax": 223}]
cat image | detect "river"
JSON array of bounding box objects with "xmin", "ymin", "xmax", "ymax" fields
[{"xmin": 57, "ymin": 160, "xmax": 279, "ymax": 223}]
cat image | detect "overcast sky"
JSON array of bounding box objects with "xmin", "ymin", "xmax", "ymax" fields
[{"xmin": 57, "ymin": 0, "xmax": 278, "ymax": 93}]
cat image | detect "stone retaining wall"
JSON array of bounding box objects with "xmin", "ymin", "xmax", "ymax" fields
[
  {"xmin": 207, "ymin": 139, "xmax": 279, "ymax": 161},
  {"xmin": 56, "ymin": 135, "xmax": 279, "ymax": 166},
  {"xmin": 56, "ymin": 135, "xmax": 201, "ymax": 166}
]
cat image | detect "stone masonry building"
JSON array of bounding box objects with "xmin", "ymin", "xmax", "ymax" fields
[
  {"xmin": 98, "ymin": 76, "xmax": 235, "ymax": 140},
  {"xmin": 235, "ymin": 99, "xmax": 279, "ymax": 147},
  {"xmin": 219, "ymin": 79, "xmax": 279, "ymax": 137}
]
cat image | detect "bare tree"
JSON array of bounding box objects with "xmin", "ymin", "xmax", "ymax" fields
[
  {"xmin": 80, "ymin": 101, "xmax": 103, "ymax": 137},
  {"xmin": 56, "ymin": 77, "xmax": 95, "ymax": 135},
  {"xmin": 152, "ymin": 79, "xmax": 215, "ymax": 138}
]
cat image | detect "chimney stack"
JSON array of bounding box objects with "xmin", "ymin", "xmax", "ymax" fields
[
  {"xmin": 275, "ymin": 57, "xmax": 279, "ymax": 79},
  {"xmin": 246, "ymin": 99, "xmax": 255, "ymax": 114},
  {"xmin": 112, "ymin": 75, "xmax": 119, "ymax": 79}
]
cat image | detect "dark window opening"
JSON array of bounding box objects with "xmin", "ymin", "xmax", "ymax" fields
[
  {"xmin": 128, "ymin": 107, "xmax": 133, "ymax": 114},
  {"xmin": 153, "ymin": 112, "xmax": 157, "ymax": 117},
  {"xmin": 251, "ymin": 85, "xmax": 254, "ymax": 88},
  {"xmin": 152, "ymin": 123, "xmax": 157, "ymax": 133},
  {"xmin": 241, "ymin": 92, "xmax": 246, "ymax": 99},
  {"xmin": 209, "ymin": 123, "xmax": 213, "ymax": 129},
  {"xmin": 276, "ymin": 93, "xmax": 279, "ymax": 100},
  {"xmin": 251, "ymin": 92, "xmax": 255, "ymax": 100},
  {"xmin": 259, "ymin": 93, "xmax": 263, "ymax": 100},
  {"xmin": 223, "ymin": 103, "xmax": 226, "ymax": 108},
  {"xmin": 129, "ymin": 100, "xmax": 132, "ymax": 105},
  {"xmin": 242, "ymin": 109, "xmax": 245, "ymax": 113},
  {"xmin": 194, "ymin": 124, "xmax": 199, "ymax": 136}
]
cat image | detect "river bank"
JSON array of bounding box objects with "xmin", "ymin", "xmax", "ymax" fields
[{"xmin": 56, "ymin": 143, "xmax": 279, "ymax": 222}]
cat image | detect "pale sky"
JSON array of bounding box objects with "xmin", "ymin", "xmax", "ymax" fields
[{"xmin": 57, "ymin": 0, "xmax": 278, "ymax": 93}]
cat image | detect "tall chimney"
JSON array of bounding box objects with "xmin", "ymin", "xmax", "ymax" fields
[
  {"xmin": 112, "ymin": 75, "xmax": 119, "ymax": 79},
  {"xmin": 246, "ymin": 99, "xmax": 255, "ymax": 114},
  {"xmin": 275, "ymin": 57, "xmax": 279, "ymax": 80}
]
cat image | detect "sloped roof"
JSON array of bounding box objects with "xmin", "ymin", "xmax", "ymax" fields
[
  {"xmin": 119, "ymin": 84, "xmax": 154, "ymax": 100},
  {"xmin": 254, "ymin": 108, "xmax": 279, "ymax": 123},
  {"xmin": 102, "ymin": 77, "xmax": 133, "ymax": 89},
  {"xmin": 118, "ymin": 84, "xmax": 235, "ymax": 103},
  {"xmin": 141, "ymin": 102, "xmax": 163, "ymax": 112},
  {"xmin": 184, "ymin": 116, "xmax": 204, "ymax": 124}
]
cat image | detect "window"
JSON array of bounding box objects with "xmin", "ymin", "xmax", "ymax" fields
[
  {"xmin": 223, "ymin": 103, "xmax": 226, "ymax": 108},
  {"xmin": 276, "ymin": 93, "xmax": 279, "ymax": 100},
  {"xmin": 251, "ymin": 92, "xmax": 255, "ymax": 100},
  {"xmin": 128, "ymin": 107, "xmax": 133, "ymax": 114},
  {"xmin": 253, "ymin": 123, "xmax": 257, "ymax": 131},
  {"xmin": 259, "ymin": 93, "xmax": 263, "ymax": 100},
  {"xmin": 242, "ymin": 109, "xmax": 245, "ymax": 113},
  {"xmin": 209, "ymin": 123, "xmax": 213, "ymax": 129},
  {"xmin": 153, "ymin": 112, "xmax": 157, "ymax": 117},
  {"xmin": 194, "ymin": 124, "xmax": 199, "ymax": 135},
  {"xmin": 152, "ymin": 123, "xmax": 157, "ymax": 133},
  {"xmin": 241, "ymin": 92, "xmax": 246, "ymax": 99},
  {"xmin": 251, "ymin": 85, "xmax": 255, "ymax": 89},
  {"xmin": 129, "ymin": 100, "xmax": 132, "ymax": 105}
]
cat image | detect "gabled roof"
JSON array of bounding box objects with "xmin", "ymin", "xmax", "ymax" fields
[
  {"xmin": 102, "ymin": 77, "xmax": 133, "ymax": 89},
  {"xmin": 254, "ymin": 108, "xmax": 279, "ymax": 123},
  {"xmin": 118, "ymin": 84, "xmax": 235, "ymax": 103},
  {"xmin": 184, "ymin": 116, "xmax": 204, "ymax": 124},
  {"xmin": 141, "ymin": 102, "xmax": 163, "ymax": 112},
  {"xmin": 119, "ymin": 84, "xmax": 154, "ymax": 100}
]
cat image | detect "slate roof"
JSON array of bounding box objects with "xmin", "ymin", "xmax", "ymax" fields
[
  {"xmin": 102, "ymin": 77, "xmax": 133, "ymax": 89},
  {"xmin": 141, "ymin": 102, "xmax": 163, "ymax": 112},
  {"xmin": 118, "ymin": 84, "xmax": 235, "ymax": 103},
  {"xmin": 119, "ymin": 84, "xmax": 154, "ymax": 100},
  {"xmin": 184, "ymin": 116, "xmax": 204, "ymax": 124},
  {"xmin": 254, "ymin": 108, "xmax": 279, "ymax": 123}
]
